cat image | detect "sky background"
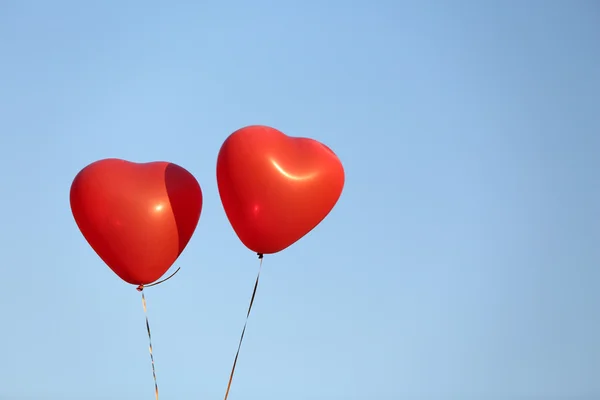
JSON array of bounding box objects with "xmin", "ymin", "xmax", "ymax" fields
[{"xmin": 0, "ymin": 1, "xmax": 599, "ymax": 399}]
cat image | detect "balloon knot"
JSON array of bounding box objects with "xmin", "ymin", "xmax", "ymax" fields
[
  {"xmin": 257, "ymin": 253, "xmax": 264, "ymax": 259},
  {"xmin": 136, "ymin": 285, "xmax": 144, "ymax": 292}
]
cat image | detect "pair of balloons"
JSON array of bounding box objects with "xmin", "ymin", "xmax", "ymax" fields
[{"xmin": 70, "ymin": 125, "xmax": 345, "ymax": 285}]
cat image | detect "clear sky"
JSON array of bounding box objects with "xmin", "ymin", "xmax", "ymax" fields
[{"xmin": 0, "ymin": 1, "xmax": 599, "ymax": 399}]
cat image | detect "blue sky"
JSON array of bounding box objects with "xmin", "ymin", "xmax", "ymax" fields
[{"xmin": 0, "ymin": 1, "xmax": 599, "ymax": 399}]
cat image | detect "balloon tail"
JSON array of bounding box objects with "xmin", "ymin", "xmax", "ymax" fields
[
  {"xmin": 139, "ymin": 288, "xmax": 159, "ymax": 400},
  {"xmin": 223, "ymin": 253, "xmax": 264, "ymax": 400}
]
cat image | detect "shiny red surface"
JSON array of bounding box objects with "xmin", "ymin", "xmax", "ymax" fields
[
  {"xmin": 217, "ymin": 125, "xmax": 345, "ymax": 254},
  {"xmin": 70, "ymin": 158, "xmax": 202, "ymax": 285}
]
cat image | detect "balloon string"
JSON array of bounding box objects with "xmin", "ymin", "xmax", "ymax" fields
[
  {"xmin": 144, "ymin": 266, "xmax": 181, "ymax": 288},
  {"xmin": 138, "ymin": 288, "xmax": 159, "ymax": 400},
  {"xmin": 223, "ymin": 253, "xmax": 264, "ymax": 400},
  {"xmin": 132, "ymin": 266, "xmax": 179, "ymax": 399}
]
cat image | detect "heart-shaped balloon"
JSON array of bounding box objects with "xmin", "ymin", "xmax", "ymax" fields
[
  {"xmin": 217, "ymin": 125, "xmax": 344, "ymax": 254},
  {"xmin": 70, "ymin": 158, "xmax": 203, "ymax": 285}
]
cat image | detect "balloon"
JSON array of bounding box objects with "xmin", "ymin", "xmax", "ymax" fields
[
  {"xmin": 216, "ymin": 125, "xmax": 344, "ymax": 254},
  {"xmin": 70, "ymin": 158, "xmax": 202, "ymax": 285}
]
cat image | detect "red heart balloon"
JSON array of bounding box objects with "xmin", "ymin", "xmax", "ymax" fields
[
  {"xmin": 217, "ymin": 125, "xmax": 344, "ymax": 254},
  {"xmin": 70, "ymin": 158, "xmax": 203, "ymax": 285}
]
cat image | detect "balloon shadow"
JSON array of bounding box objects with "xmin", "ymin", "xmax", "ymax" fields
[{"xmin": 164, "ymin": 163, "xmax": 203, "ymax": 256}]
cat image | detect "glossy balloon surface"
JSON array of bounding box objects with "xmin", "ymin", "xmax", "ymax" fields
[
  {"xmin": 70, "ymin": 158, "xmax": 202, "ymax": 285},
  {"xmin": 217, "ymin": 125, "xmax": 344, "ymax": 254}
]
